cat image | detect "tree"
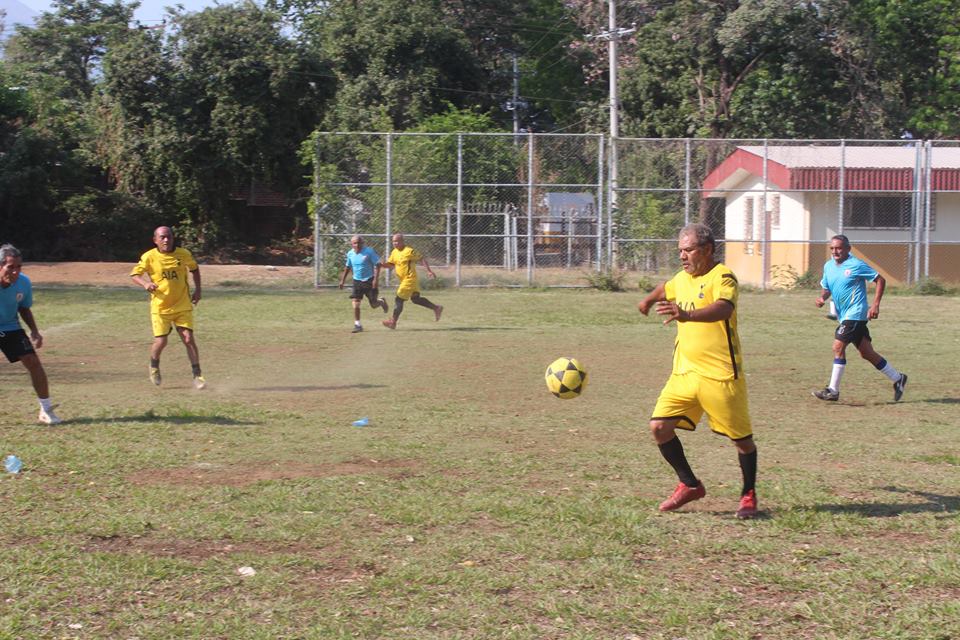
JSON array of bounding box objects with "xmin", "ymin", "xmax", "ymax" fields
[{"xmin": 95, "ymin": 2, "xmax": 333, "ymax": 247}]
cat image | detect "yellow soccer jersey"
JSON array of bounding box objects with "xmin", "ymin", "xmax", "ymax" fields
[
  {"xmin": 389, "ymin": 246, "xmax": 423, "ymax": 283},
  {"xmin": 664, "ymin": 262, "xmax": 744, "ymax": 381},
  {"xmin": 130, "ymin": 247, "xmax": 198, "ymax": 314}
]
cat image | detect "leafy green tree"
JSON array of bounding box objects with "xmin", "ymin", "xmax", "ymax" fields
[{"xmin": 95, "ymin": 2, "xmax": 333, "ymax": 248}]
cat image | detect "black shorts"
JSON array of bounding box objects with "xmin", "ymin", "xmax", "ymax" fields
[
  {"xmin": 350, "ymin": 278, "xmax": 379, "ymax": 304},
  {"xmin": 0, "ymin": 329, "xmax": 35, "ymax": 363},
  {"xmin": 835, "ymin": 320, "xmax": 871, "ymax": 347}
]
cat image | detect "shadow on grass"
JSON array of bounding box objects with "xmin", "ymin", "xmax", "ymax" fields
[
  {"xmin": 811, "ymin": 486, "xmax": 960, "ymax": 517},
  {"xmin": 66, "ymin": 414, "xmax": 260, "ymax": 426},
  {"xmin": 245, "ymin": 383, "xmax": 386, "ymax": 392},
  {"xmin": 398, "ymin": 327, "xmax": 523, "ymax": 332},
  {"xmin": 921, "ymin": 397, "xmax": 960, "ymax": 404}
]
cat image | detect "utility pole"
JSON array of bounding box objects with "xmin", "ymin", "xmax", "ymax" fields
[
  {"xmin": 588, "ymin": 0, "xmax": 635, "ymax": 269},
  {"xmin": 501, "ymin": 50, "xmax": 528, "ymax": 138}
]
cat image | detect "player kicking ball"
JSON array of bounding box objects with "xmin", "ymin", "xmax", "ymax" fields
[{"xmin": 638, "ymin": 224, "xmax": 758, "ymax": 519}]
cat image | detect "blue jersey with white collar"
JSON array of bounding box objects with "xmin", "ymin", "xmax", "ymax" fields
[
  {"xmin": 821, "ymin": 255, "xmax": 878, "ymax": 322},
  {"xmin": 0, "ymin": 274, "xmax": 32, "ymax": 332}
]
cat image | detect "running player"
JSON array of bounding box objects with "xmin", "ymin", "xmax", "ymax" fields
[
  {"xmin": 380, "ymin": 233, "xmax": 442, "ymax": 330},
  {"xmin": 0, "ymin": 244, "xmax": 62, "ymax": 424},
  {"xmin": 812, "ymin": 234, "xmax": 907, "ymax": 402},
  {"xmin": 338, "ymin": 235, "xmax": 388, "ymax": 333},
  {"xmin": 130, "ymin": 226, "xmax": 206, "ymax": 389}
]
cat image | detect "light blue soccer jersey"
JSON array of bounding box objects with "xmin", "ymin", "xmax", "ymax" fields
[
  {"xmin": 345, "ymin": 246, "xmax": 381, "ymax": 281},
  {"xmin": 821, "ymin": 255, "xmax": 878, "ymax": 322},
  {"xmin": 0, "ymin": 274, "xmax": 32, "ymax": 331}
]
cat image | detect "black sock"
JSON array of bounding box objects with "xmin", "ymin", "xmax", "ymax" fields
[
  {"xmin": 150, "ymin": 359, "xmax": 160, "ymax": 368},
  {"xmin": 658, "ymin": 436, "xmax": 698, "ymax": 487},
  {"xmin": 738, "ymin": 449, "xmax": 757, "ymax": 495},
  {"xmin": 192, "ymin": 364, "xmax": 201, "ymax": 376}
]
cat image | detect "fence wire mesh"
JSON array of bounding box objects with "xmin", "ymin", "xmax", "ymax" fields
[{"xmin": 315, "ymin": 134, "xmax": 960, "ymax": 289}]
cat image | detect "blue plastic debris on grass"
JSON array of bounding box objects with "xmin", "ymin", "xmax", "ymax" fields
[{"xmin": 352, "ymin": 417, "xmax": 370, "ymax": 427}]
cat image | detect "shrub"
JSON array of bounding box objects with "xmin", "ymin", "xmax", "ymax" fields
[
  {"xmin": 584, "ymin": 271, "xmax": 626, "ymax": 291},
  {"xmin": 910, "ymin": 277, "xmax": 954, "ymax": 296}
]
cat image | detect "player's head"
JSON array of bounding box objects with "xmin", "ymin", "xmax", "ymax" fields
[
  {"xmin": 0, "ymin": 244, "xmax": 23, "ymax": 287},
  {"xmin": 153, "ymin": 226, "xmax": 175, "ymax": 253},
  {"xmin": 829, "ymin": 235, "xmax": 851, "ymax": 263},
  {"xmin": 392, "ymin": 233, "xmax": 405, "ymax": 250},
  {"xmin": 677, "ymin": 223, "xmax": 715, "ymax": 276},
  {"xmin": 350, "ymin": 235, "xmax": 364, "ymax": 250}
]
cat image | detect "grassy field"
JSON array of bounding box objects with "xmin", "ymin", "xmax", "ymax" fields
[{"xmin": 1, "ymin": 283, "xmax": 958, "ymax": 639}]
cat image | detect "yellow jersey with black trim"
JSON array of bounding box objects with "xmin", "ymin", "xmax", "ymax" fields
[
  {"xmin": 388, "ymin": 246, "xmax": 423, "ymax": 283},
  {"xmin": 130, "ymin": 247, "xmax": 198, "ymax": 314},
  {"xmin": 664, "ymin": 262, "xmax": 744, "ymax": 381}
]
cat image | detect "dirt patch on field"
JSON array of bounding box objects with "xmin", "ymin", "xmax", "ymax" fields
[
  {"xmin": 128, "ymin": 458, "xmax": 421, "ymax": 487},
  {"xmin": 24, "ymin": 261, "xmax": 314, "ymax": 288}
]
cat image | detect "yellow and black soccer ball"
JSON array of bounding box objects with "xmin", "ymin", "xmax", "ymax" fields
[{"xmin": 544, "ymin": 357, "xmax": 587, "ymax": 399}]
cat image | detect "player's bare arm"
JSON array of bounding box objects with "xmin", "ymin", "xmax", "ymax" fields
[
  {"xmin": 815, "ymin": 288, "xmax": 831, "ymax": 307},
  {"xmin": 132, "ymin": 274, "xmax": 158, "ymax": 292},
  {"xmin": 869, "ymin": 274, "xmax": 885, "ymax": 319},
  {"xmin": 191, "ymin": 268, "xmax": 202, "ymax": 304},
  {"xmin": 421, "ymin": 258, "xmax": 436, "ymax": 279},
  {"xmin": 339, "ymin": 265, "xmax": 352, "ymax": 289},
  {"xmin": 18, "ymin": 307, "xmax": 43, "ymax": 348},
  {"xmin": 638, "ymin": 283, "xmax": 667, "ymax": 315}
]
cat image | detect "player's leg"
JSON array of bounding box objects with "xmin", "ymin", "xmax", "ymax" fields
[
  {"xmin": 175, "ymin": 325, "xmax": 204, "ymax": 389},
  {"xmin": 856, "ymin": 335, "xmax": 907, "ymax": 401},
  {"xmin": 384, "ymin": 286, "xmax": 409, "ymax": 329},
  {"xmin": 19, "ymin": 352, "xmax": 60, "ymax": 424},
  {"xmin": 814, "ymin": 324, "xmax": 852, "ymax": 400},
  {"xmin": 702, "ymin": 377, "xmax": 758, "ymax": 518},
  {"xmin": 149, "ymin": 314, "xmax": 171, "ymax": 386},
  {"xmin": 410, "ymin": 292, "xmax": 442, "ymax": 321},
  {"xmin": 351, "ymin": 298, "xmax": 362, "ymax": 332},
  {"xmin": 651, "ymin": 374, "xmax": 705, "ymax": 511}
]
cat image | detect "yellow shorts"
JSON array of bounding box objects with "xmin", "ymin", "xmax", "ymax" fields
[
  {"xmin": 652, "ymin": 373, "xmax": 753, "ymax": 440},
  {"xmin": 395, "ymin": 279, "xmax": 420, "ymax": 301},
  {"xmin": 151, "ymin": 310, "xmax": 194, "ymax": 337}
]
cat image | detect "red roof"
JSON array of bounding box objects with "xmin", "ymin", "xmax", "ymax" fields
[{"xmin": 703, "ymin": 146, "xmax": 960, "ymax": 193}]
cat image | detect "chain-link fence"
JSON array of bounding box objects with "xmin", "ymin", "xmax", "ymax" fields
[{"xmin": 313, "ymin": 134, "xmax": 960, "ymax": 288}]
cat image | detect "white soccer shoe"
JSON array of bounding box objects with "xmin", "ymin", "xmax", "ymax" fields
[{"xmin": 38, "ymin": 407, "xmax": 63, "ymax": 425}]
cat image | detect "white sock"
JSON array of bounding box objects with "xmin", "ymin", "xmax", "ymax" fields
[
  {"xmin": 39, "ymin": 397, "xmax": 53, "ymax": 412},
  {"xmin": 829, "ymin": 360, "xmax": 846, "ymax": 392},
  {"xmin": 354, "ymin": 321, "xmax": 361, "ymax": 327},
  {"xmin": 877, "ymin": 359, "xmax": 901, "ymax": 382}
]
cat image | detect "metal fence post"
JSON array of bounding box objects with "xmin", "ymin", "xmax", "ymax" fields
[
  {"xmin": 385, "ymin": 133, "xmax": 393, "ymax": 287},
  {"xmin": 924, "ymin": 141, "xmax": 932, "ymax": 279},
  {"xmin": 456, "ymin": 134, "xmax": 463, "ymax": 287},
  {"xmin": 684, "ymin": 138, "xmax": 692, "ymax": 226},
  {"xmin": 527, "ymin": 132, "xmax": 535, "ymax": 285},
  {"xmin": 838, "ymin": 139, "xmax": 846, "ymax": 237},
  {"xmin": 596, "ymin": 134, "xmax": 605, "ymax": 272}
]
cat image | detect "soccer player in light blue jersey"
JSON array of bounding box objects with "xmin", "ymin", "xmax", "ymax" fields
[
  {"xmin": 338, "ymin": 235, "xmax": 388, "ymax": 333},
  {"xmin": 0, "ymin": 244, "xmax": 62, "ymax": 424},
  {"xmin": 813, "ymin": 235, "xmax": 907, "ymax": 402}
]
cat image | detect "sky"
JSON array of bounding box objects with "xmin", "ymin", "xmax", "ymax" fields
[{"xmin": 15, "ymin": 0, "xmax": 220, "ymax": 26}]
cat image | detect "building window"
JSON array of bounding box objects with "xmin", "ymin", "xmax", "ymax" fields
[
  {"xmin": 843, "ymin": 194, "xmax": 921, "ymax": 229},
  {"xmin": 743, "ymin": 197, "xmax": 754, "ymax": 254},
  {"xmin": 770, "ymin": 194, "xmax": 781, "ymax": 229}
]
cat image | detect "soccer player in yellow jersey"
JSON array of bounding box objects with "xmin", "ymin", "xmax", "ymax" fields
[
  {"xmin": 130, "ymin": 226, "xmax": 206, "ymax": 389},
  {"xmin": 380, "ymin": 233, "xmax": 443, "ymax": 330},
  {"xmin": 638, "ymin": 223, "xmax": 758, "ymax": 519}
]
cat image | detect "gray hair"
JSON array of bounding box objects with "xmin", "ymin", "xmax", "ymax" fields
[
  {"xmin": 679, "ymin": 223, "xmax": 715, "ymax": 251},
  {"xmin": 831, "ymin": 234, "xmax": 851, "ymax": 249},
  {"xmin": 0, "ymin": 244, "xmax": 22, "ymax": 262}
]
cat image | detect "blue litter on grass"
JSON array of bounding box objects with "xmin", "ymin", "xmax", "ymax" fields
[
  {"xmin": 352, "ymin": 417, "xmax": 370, "ymax": 427},
  {"xmin": 4, "ymin": 455, "xmax": 23, "ymax": 474}
]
